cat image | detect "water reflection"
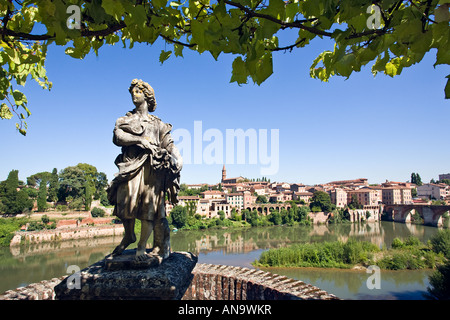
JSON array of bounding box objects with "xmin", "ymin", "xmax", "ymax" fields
[
  {"xmin": 171, "ymin": 221, "xmax": 438, "ymax": 255},
  {"xmin": 257, "ymin": 267, "xmax": 433, "ymax": 300},
  {"xmin": 0, "ymin": 221, "xmax": 442, "ymax": 299}
]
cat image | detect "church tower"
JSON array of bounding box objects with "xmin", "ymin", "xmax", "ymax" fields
[{"xmin": 222, "ymin": 164, "xmax": 226, "ymax": 183}]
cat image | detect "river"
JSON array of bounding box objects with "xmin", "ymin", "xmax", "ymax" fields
[{"xmin": 0, "ymin": 221, "xmax": 442, "ymax": 300}]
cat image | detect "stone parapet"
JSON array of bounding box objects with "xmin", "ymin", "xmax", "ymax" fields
[
  {"xmin": 0, "ymin": 277, "xmax": 65, "ymax": 300},
  {"xmin": 183, "ymin": 264, "xmax": 339, "ymax": 300},
  {"xmin": 0, "ymin": 264, "xmax": 339, "ymax": 300}
]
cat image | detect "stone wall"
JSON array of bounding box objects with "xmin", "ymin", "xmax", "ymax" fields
[
  {"xmin": 0, "ymin": 264, "xmax": 338, "ymax": 300},
  {"xmin": 307, "ymin": 212, "xmax": 330, "ymax": 224},
  {"xmin": 10, "ymin": 224, "xmax": 124, "ymax": 246}
]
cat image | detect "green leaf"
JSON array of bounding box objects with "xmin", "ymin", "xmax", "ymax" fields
[
  {"xmin": 436, "ymin": 47, "xmax": 450, "ymax": 66},
  {"xmin": 102, "ymin": 0, "xmax": 124, "ymax": 19},
  {"xmin": 335, "ymin": 53, "xmax": 356, "ymax": 78},
  {"xmin": 230, "ymin": 56, "xmax": 249, "ymax": 85},
  {"xmin": 385, "ymin": 58, "xmax": 402, "ymax": 77},
  {"xmin": 265, "ymin": 0, "xmax": 286, "ymax": 20},
  {"xmin": 159, "ymin": 50, "xmax": 172, "ymax": 64},
  {"xmin": 372, "ymin": 51, "xmax": 390, "ymax": 76},
  {"xmin": 12, "ymin": 90, "xmax": 27, "ymax": 106},
  {"xmin": 0, "ymin": 103, "xmax": 13, "ymax": 119},
  {"xmin": 153, "ymin": 0, "xmax": 168, "ymax": 8},
  {"xmin": 190, "ymin": 20, "xmax": 206, "ymax": 50},
  {"xmin": 252, "ymin": 53, "xmax": 273, "ymax": 85},
  {"xmin": 174, "ymin": 43, "xmax": 184, "ymax": 57}
]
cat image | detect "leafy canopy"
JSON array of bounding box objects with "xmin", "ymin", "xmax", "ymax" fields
[{"xmin": 1, "ymin": 0, "xmax": 449, "ymax": 135}]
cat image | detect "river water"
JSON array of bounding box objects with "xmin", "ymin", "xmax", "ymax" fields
[{"xmin": 0, "ymin": 221, "xmax": 442, "ymax": 300}]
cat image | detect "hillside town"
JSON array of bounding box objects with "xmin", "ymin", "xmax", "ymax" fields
[{"xmin": 166, "ymin": 166, "xmax": 450, "ymax": 219}]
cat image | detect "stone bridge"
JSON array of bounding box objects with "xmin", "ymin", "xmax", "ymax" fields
[
  {"xmin": 383, "ymin": 204, "xmax": 450, "ymax": 227},
  {"xmin": 245, "ymin": 203, "xmax": 293, "ymax": 215}
]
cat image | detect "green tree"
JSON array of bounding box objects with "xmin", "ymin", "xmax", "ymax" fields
[
  {"xmin": 58, "ymin": 163, "xmax": 105, "ymax": 204},
  {"xmin": 416, "ymin": 173, "xmax": 423, "ymax": 186},
  {"xmin": 186, "ymin": 201, "xmax": 197, "ymax": 217},
  {"xmin": 430, "ymin": 229, "xmax": 450, "ymax": 259},
  {"xmin": 242, "ymin": 209, "xmax": 259, "ymax": 226},
  {"xmin": 27, "ymin": 171, "xmax": 50, "ymax": 188},
  {"xmin": 37, "ymin": 179, "xmax": 47, "ymax": 212},
  {"xmin": 425, "ymin": 260, "xmax": 450, "ymax": 300},
  {"xmin": 348, "ymin": 194, "xmax": 363, "ymax": 209},
  {"xmin": 256, "ymin": 195, "xmax": 268, "ymax": 204},
  {"xmin": 170, "ymin": 205, "xmax": 188, "ymax": 229},
  {"xmin": 268, "ymin": 210, "xmax": 282, "ymax": 225},
  {"xmin": 296, "ymin": 205, "xmax": 310, "ymax": 222},
  {"xmin": 84, "ymin": 180, "xmax": 93, "ymax": 211},
  {"xmin": 0, "ymin": 170, "xmax": 19, "ymax": 213},
  {"xmin": 310, "ymin": 191, "xmax": 333, "ymax": 212},
  {"xmin": 2, "ymin": 1, "xmax": 449, "ymax": 135},
  {"xmin": 47, "ymin": 168, "xmax": 59, "ymax": 203},
  {"xmin": 58, "ymin": 165, "xmax": 85, "ymax": 201},
  {"xmin": 411, "ymin": 172, "xmax": 423, "ymax": 186}
]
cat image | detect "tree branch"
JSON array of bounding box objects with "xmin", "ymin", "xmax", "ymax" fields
[
  {"xmin": 0, "ymin": 21, "xmax": 126, "ymax": 42},
  {"xmin": 160, "ymin": 34, "xmax": 196, "ymax": 48},
  {"xmin": 221, "ymin": 0, "xmax": 332, "ymax": 37},
  {"xmin": 271, "ymin": 38, "xmax": 306, "ymax": 52}
]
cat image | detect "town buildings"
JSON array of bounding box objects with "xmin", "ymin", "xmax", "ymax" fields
[
  {"xmin": 166, "ymin": 165, "xmax": 446, "ymax": 218},
  {"xmin": 382, "ymin": 187, "xmax": 413, "ymax": 205},
  {"xmin": 417, "ymin": 183, "xmax": 449, "ymax": 200}
]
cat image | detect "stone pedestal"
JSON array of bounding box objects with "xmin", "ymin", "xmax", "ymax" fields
[{"xmin": 54, "ymin": 250, "xmax": 197, "ymax": 300}]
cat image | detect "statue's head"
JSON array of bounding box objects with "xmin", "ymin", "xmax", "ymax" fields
[{"xmin": 129, "ymin": 79, "xmax": 156, "ymax": 112}]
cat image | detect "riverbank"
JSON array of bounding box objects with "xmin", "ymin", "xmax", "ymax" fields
[{"xmin": 252, "ymin": 231, "xmax": 450, "ymax": 271}]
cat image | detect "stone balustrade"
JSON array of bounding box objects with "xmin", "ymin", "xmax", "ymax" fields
[{"xmin": 0, "ymin": 263, "xmax": 338, "ymax": 300}]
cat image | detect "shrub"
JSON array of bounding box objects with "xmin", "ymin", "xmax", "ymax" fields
[
  {"xmin": 255, "ymin": 239, "xmax": 378, "ymax": 268},
  {"xmin": 41, "ymin": 215, "xmax": 50, "ymax": 224},
  {"xmin": 91, "ymin": 207, "xmax": 105, "ymax": 218},
  {"xmin": 27, "ymin": 221, "xmax": 44, "ymax": 231},
  {"xmin": 0, "ymin": 218, "xmax": 27, "ymax": 247},
  {"xmin": 392, "ymin": 238, "xmax": 404, "ymax": 249},
  {"xmin": 56, "ymin": 205, "xmax": 68, "ymax": 212},
  {"xmin": 425, "ymin": 260, "xmax": 450, "ymax": 300},
  {"xmin": 404, "ymin": 236, "xmax": 421, "ymax": 247},
  {"xmin": 430, "ymin": 229, "xmax": 450, "ymax": 259}
]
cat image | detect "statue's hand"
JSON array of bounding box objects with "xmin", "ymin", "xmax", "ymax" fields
[
  {"xmin": 139, "ymin": 138, "xmax": 157, "ymax": 153},
  {"xmin": 169, "ymin": 155, "xmax": 182, "ymax": 172}
]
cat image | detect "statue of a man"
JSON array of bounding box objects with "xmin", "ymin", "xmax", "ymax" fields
[{"xmin": 107, "ymin": 79, "xmax": 182, "ymax": 262}]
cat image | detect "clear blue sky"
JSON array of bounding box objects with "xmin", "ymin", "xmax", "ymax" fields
[{"xmin": 1, "ymin": 30, "xmax": 449, "ymax": 186}]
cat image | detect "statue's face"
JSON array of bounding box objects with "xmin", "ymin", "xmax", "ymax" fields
[{"xmin": 131, "ymin": 86, "xmax": 146, "ymax": 106}]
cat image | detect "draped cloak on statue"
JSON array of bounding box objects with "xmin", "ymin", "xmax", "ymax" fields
[{"xmin": 106, "ymin": 111, "xmax": 181, "ymax": 221}]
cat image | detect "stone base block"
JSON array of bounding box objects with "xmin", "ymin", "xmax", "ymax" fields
[{"xmin": 54, "ymin": 250, "xmax": 197, "ymax": 300}]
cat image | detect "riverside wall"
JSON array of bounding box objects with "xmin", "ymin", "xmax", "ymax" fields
[
  {"xmin": 10, "ymin": 224, "xmax": 124, "ymax": 246},
  {"xmin": 0, "ymin": 263, "xmax": 339, "ymax": 300}
]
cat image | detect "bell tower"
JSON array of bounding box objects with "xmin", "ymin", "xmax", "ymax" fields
[{"xmin": 221, "ymin": 164, "xmax": 226, "ymax": 183}]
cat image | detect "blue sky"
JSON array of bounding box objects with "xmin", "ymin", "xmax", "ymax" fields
[{"xmin": 1, "ymin": 30, "xmax": 449, "ymax": 186}]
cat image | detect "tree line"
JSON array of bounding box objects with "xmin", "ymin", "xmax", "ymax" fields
[{"xmin": 0, "ymin": 163, "xmax": 110, "ymax": 215}]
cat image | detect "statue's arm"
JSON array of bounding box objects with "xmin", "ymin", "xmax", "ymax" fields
[
  {"xmin": 113, "ymin": 117, "xmax": 150, "ymax": 149},
  {"xmin": 167, "ymin": 142, "xmax": 183, "ymax": 173},
  {"xmin": 160, "ymin": 122, "xmax": 183, "ymax": 172}
]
